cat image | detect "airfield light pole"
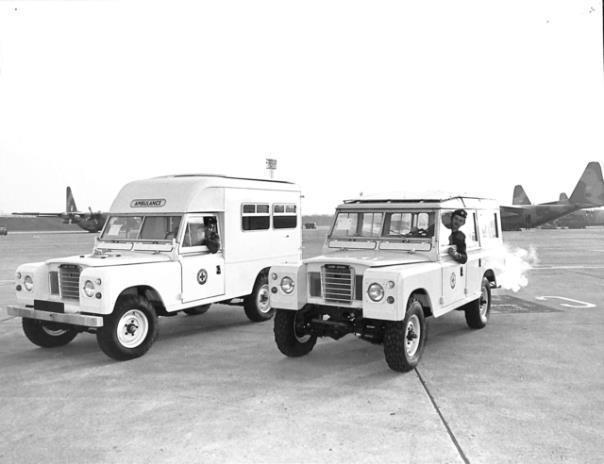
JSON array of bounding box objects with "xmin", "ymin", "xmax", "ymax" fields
[{"xmin": 266, "ymin": 158, "xmax": 277, "ymax": 179}]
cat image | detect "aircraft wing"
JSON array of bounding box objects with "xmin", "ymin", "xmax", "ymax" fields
[
  {"xmin": 12, "ymin": 212, "xmax": 66, "ymax": 217},
  {"xmin": 499, "ymin": 206, "xmax": 525, "ymax": 217}
]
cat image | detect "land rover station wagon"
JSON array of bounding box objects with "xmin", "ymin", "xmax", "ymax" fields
[{"xmin": 270, "ymin": 194, "xmax": 503, "ymax": 372}]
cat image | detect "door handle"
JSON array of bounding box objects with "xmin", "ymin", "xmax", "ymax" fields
[
  {"xmin": 479, "ymin": 258, "xmax": 482, "ymax": 267},
  {"xmin": 216, "ymin": 265, "xmax": 222, "ymax": 275},
  {"xmin": 460, "ymin": 267, "xmax": 464, "ymax": 277}
]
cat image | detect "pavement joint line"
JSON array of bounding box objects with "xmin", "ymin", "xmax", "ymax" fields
[{"xmin": 415, "ymin": 368, "xmax": 470, "ymax": 464}]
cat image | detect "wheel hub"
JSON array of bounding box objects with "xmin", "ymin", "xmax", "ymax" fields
[
  {"xmin": 125, "ymin": 320, "xmax": 139, "ymax": 335},
  {"xmin": 405, "ymin": 315, "xmax": 421, "ymax": 357},
  {"xmin": 116, "ymin": 310, "xmax": 149, "ymax": 348},
  {"xmin": 256, "ymin": 285, "xmax": 271, "ymax": 313}
]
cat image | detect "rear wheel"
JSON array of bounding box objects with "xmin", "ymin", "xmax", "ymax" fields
[
  {"xmin": 383, "ymin": 299, "xmax": 426, "ymax": 372},
  {"xmin": 244, "ymin": 274, "xmax": 274, "ymax": 322},
  {"xmin": 183, "ymin": 304, "xmax": 210, "ymax": 316},
  {"xmin": 22, "ymin": 318, "xmax": 78, "ymax": 348},
  {"xmin": 274, "ymin": 309, "xmax": 317, "ymax": 357},
  {"xmin": 96, "ymin": 295, "xmax": 158, "ymax": 361},
  {"xmin": 465, "ymin": 278, "xmax": 491, "ymax": 329}
]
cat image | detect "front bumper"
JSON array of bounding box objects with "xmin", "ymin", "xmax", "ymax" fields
[{"xmin": 7, "ymin": 305, "xmax": 104, "ymax": 328}]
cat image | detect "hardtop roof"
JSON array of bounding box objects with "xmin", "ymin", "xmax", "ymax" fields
[
  {"xmin": 338, "ymin": 192, "xmax": 498, "ymax": 210},
  {"xmin": 109, "ymin": 174, "xmax": 299, "ymax": 213}
]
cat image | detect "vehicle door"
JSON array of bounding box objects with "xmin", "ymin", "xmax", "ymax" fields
[
  {"xmin": 179, "ymin": 214, "xmax": 225, "ymax": 303},
  {"xmin": 462, "ymin": 212, "xmax": 482, "ymax": 300},
  {"xmin": 439, "ymin": 210, "xmax": 467, "ymax": 307}
]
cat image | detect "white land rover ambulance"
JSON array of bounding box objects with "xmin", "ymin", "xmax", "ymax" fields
[
  {"xmin": 8, "ymin": 175, "xmax": 301, "ymax": 360},
  {"xmin": 270, "ymin": 194, "xmax": 503, "ymax": 372}
]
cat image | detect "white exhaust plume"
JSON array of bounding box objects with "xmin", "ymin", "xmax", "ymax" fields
[{"xmin": 493, "ymin": 245, "xmax": 539, "ymax": 292}]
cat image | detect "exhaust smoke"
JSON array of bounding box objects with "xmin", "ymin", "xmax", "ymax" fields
[{"xmin": 493, "ymin": 245, "xmax": 539, "ymax": 292}]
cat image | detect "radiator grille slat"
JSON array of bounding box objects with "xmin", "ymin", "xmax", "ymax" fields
[
  {"xmin": 322, "ymin": 265, "xmax": 354, "ymax": 303},
  {"xmin": 59, "ymin": 265, "xmax": 81, "ymax": 300}
]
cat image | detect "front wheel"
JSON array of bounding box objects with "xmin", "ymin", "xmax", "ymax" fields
[
  {"xmin": 22, "ymin": 318, "xmax": 78, "ymax": 348},
  {"xmin": 383, "ymin": 299, "xmax": 427, "ymax": 372},
  {"xmin": 243, "ymin": 274, "xmax": 274, "ymax": 322},
  {"xmin": 96, "ymin": 295, "xmax": 158, "ymax": 361},
  {"xmin": 465, "ymin": 278, "xmax": 491, "ymax": 329},
  {"xmin": 274, "ymin": 309, "xmax": 317, "ymax": 357}
]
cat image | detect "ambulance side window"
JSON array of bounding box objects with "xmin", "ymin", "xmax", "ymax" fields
[
  {"xmin": 182, "ymin": 221, "xmax": 206, "ymax": 247},
  {"xmin": 273, "ymin": 203, "xmax": 297, "ymax": 229},
  {"xmin": 242, "ymin": 203, "xmax": 270, "ymax": 231}
]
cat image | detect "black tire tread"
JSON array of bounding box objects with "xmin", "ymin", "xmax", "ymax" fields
[
  {"xmin": 383, "ymin": 299, "xmax": 426, "ymax": 372},
  {"xmin": 465, "ymin": 278, "xmax": 491, "ymax": 329},
  {"xmin": 96, "ymin": 295, "xmax": 158, "ymax": 361},
  {"xmin": 274, "ymin": 309, "xmax": 316, "ymax": 357},
  {"xmin": 22, "ymin": 318, "xmax": 78, "ymax": 348},
  {"xmin": 243, "ymin": 274, "xmax": 274, "ymax": 322}
]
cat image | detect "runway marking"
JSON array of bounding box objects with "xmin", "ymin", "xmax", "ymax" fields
[
  {"xmin": 532, "ymin": 265, "xmax": 604, "ymax": 270},
  {"xmin": 535, "ymin": 296, "xmax": 596, "ymax": 309}
]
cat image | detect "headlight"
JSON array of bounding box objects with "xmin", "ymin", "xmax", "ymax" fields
[
  {"xmin": 16, "ymin": 272, "xmax": 22, "ymax": 280},
  {"xmin": 24, "ymin": 275, "xmax": 33, "ymax": 292},
  {"xmin": 280, "ymin": 276, "xmax": 295, "ymax": 294},
  {"xmin": 368, "ymin": 283, "xmax": 384, "ymax": 302},
  {"xmin": 84, "ymin": 280, "xmax": 95, "ymax": 297}
]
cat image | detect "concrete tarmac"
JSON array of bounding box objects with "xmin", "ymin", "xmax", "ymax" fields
[{"xmin": 0, "ymin": 229, "xmax": 603, "ymax": 463}]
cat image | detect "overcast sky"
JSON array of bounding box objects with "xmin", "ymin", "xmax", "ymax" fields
[{"xmin": 0, "ymin": 0, "xmax": 602, "ymax": 215}]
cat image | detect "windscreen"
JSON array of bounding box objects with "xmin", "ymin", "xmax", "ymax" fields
[
  {"xmin": 330, "ymin": 211, "xmax": 435, "ymax": 239},
  {"xmin": 383, "ymin": 212, "xmax": 435, "ymax": 238},
  {"xmin": 331, "ymin": 212, "xmax": 383, "ymax": 238},
  {"xmin": 101, "ymin": 216, "xmax": 182, "ymax": 241}
]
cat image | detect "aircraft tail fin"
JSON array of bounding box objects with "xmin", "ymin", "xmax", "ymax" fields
[
  {"xmin": 512, "ymin": 185, "xmax": 531, "ymax": 205},
  {"xmin": 559, "ymin": 192, "xmax": 568, "ymax": 201},
  {"xmin": 569, "ymin": 162, "xmax": 604, "ymax": 207},
  {"xmin": 66, "ymin": 187, "xmax": 78, "ymax": 213}
]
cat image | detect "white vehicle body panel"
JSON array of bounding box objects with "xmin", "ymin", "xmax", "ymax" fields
[
  {"xmin": 270, "ymin": 194, "xmax": 503, "ymax": 322},
  {"xmin": 12, "ymin": 174, "xmax": 302, "ymax": 322}
]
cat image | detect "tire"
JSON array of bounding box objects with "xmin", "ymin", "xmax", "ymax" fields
[
  {"xmin": 274, "ymin": 309, "xmax": 317, "ymax": 357},
  {"xmin": 243, "ymin": 274, "xmax": 274, "ymax": 322},
  {"xmin": 96, "ymin": 295, "xmax": 158, "ymax": 361},
  {"xmin": 183, "ymin": 304, "xmax": 210, "ymax": 316},
  {"xmin": 383, "ymin": 298, "xmax": 426, "ymax": 372},
  {"xmin": 22, "ymin": 318, "xmax": 78, "ymax": 348},
  {"xmin": 465, "ymin": 277, "xmax": 491, "ymax": 329}
]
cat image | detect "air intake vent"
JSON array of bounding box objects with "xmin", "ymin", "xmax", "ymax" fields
[
  {"xmin": 49, "ymin": 271, "xmax": 60, "ymax": 295},
  {"xmin": 59, "ymin": 264, "xmax": 81, "ymax": 300},
  {"xmin": 322, "ymin": 264, "xmax": 354, "ymax": 303}
]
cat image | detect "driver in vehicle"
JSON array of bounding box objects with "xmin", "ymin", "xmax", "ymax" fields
[{"xmin": 448, "ymin": 208, "xmax": 468, "ymax": 264}]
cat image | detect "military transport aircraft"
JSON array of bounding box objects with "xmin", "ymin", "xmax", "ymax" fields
[
  {"xmin": 13, "ymin": 186, "xmax": 107, "ymax": 233},
  {"xmin": 500, "ymin": 161, "xmax": 604, "ymax": 231}
]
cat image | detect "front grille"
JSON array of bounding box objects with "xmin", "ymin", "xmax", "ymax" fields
[
  {"xmin": 322, "ymin": 264, "xmax": 354, "ymax": 303},
  {"xmin": 59, "ymin": 264, "xmax": 81, "ymax": 300}
]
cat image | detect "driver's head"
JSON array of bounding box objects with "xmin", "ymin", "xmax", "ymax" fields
[{"xmin": 451, "ymin": 209, "xmax": 467, "ymax": 231}]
